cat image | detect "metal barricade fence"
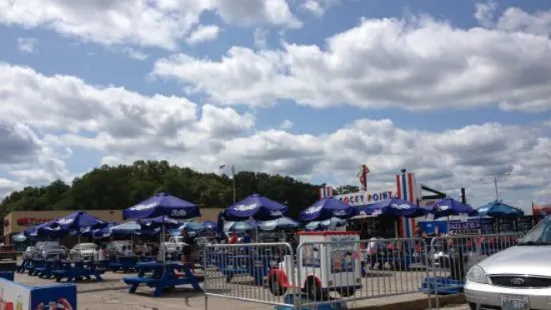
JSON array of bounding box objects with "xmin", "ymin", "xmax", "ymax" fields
[
  {"xmin": 203, "ymin": 242, "xmax": 296, "ymax": 309},
  {"xmin": 295, "ymin": 238, "xmax": 431, "ymax": 309},
  {"xmin": 203, "ymin": 234, "xmax": 522, "ymax": 310},
  {"xmin": 427, "ymin": 233, "xmax": 522, "ymax": 309}
]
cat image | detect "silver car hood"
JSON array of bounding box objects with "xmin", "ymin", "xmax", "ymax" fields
[{"xmin": 478, "ymin": 246, "xmax": 551, "ymax": 277}]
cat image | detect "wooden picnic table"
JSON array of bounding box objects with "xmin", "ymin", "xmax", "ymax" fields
[{"xmin": 123, "ymin": 261, "xmax": 202, "ymax": 297}]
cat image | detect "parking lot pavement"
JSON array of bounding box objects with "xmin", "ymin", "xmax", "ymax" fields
[
  {"xmin": 430, "ymin": 304, "xmax": 469, "ymax": 310},
  {"xmin": 15, "ymin": 272, "xmax": 455, "ymax": 310},
  {"xmin": 15, "ymin": 273, "xmax": 273, "ymax": 310}
]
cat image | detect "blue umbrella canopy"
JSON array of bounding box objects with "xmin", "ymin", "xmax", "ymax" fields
[
  {"xmin": 477, "ymin": 201, "xmax": 524, "ymax": 218},
  {"xmin": 178, "ymin": 220, "xmax": 205, "ymax": 232},
  {"xmin": 224, "ymin": 194, "xmax": 288, "ymax": 221},
  {"xmin": 83, "ymin": 222, "xmax": 117, "ymax": 238},
  {"xmin": 111, "ymin": 221, "xmax": 141, "ymax": 235},
  {"xmin": 360, "ymin": 198, "xmax": 426, "ymax": 218},
  {"xmin": 299, "ymin": 198, "xmax": 358, "ymax": 222},
  {"xmin": 55, "ymin": 211, "xmax": 106, "ymax": 231},
  {"xmin": 24, "ymin": 219, "xmax": 66, "ymax": 238},
  {"xmin": 224, "ymin": 221, "xmax": 256, "ymax": 232},
  {"xmin": 137, "ymin": 216, "xmax": 180, "ymax": 229},
  {"xmin": 428, "ymin": 198, "xmax": 478, "ymax": 219},
  {"xmin": 123, "ymin": 192, "xmax": 200, "ymax": 220},
  {"xmin": 305, "ymin": 218, "xmax": 348, "ymax": 230},
  {"xmin": 12, "ymin": 233, "xmax": 27, "ymax": 242},
  {"xmin": 203, "ymin": 220, "xmax": 217, "ymax": 231},
  {"xmin": 258, "ymin": 217, "xmax": 301, "ymax": 231}
]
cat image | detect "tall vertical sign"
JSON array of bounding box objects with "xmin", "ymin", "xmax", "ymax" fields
[
  {"xmin": 357, "ymin": 165, "xmax": 370, "ymax": 191},
  {"xmin": 395, "ymin": 170, "xmax": 421, "ymax": 237}
]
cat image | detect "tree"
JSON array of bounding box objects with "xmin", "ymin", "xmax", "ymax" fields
[
  {"xmin": 334, "ymin": 185, "xmax": 360, "ymax": 195},
  {"xmin": 0, "ymin": 161, "xmax": 322, "ymax": 221}
]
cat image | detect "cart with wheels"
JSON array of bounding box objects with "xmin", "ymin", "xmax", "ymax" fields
[{"xmin": 267, "ymin": 231, "xmax": 362, "ymax": 303}]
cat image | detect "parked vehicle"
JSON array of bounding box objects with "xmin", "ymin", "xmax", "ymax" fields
[
  {"xmin": 70, "ymin": 243, "xmax": 98, "ymax": 261},
  {"xmin": 465, "ymin": 216, "xmax": 551, "ymax": 310},
  {"xmin": 33, "ymin": 241, "xmax": 67, "ymax": 260}
]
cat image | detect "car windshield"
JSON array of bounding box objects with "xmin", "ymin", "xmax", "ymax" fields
[{"xmin": 518, "ymin": 216, "xmax": 551, "ymax": 245}]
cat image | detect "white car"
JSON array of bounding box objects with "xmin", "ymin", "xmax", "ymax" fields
[
  {"xmin": 465, "ymin": 216, "xmax": 551, "ymax": 310},
  {"xmin": 70, "ymin": 243, "xmax": 98, "ymax": 261}
]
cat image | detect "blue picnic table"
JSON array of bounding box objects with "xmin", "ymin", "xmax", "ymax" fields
[
  {"xmin": 122, "ymin": 261, "xmax": 202, "ymax": 297},
  {"xmin": 52, "ymin": 261, "xmax": 104, "ymax": 282},
  {"xmin": 108, "ymin": 256, "xmax": 139, "ymax": 273}
]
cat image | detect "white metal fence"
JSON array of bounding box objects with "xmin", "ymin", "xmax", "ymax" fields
[{"xmin": 203, "ymin": 233, "xmax": 522, "ymax": 310}]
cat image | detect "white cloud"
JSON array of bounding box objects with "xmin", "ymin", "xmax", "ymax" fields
[
  {"xmin": 280, "ymin": 119, "xmax": 293, "ymax": 130},
  {"xmin": 301, "ymin": 0, "xmax": 340, "ymax": 17},
  {"xmin": 0, "ymin": 0, "xmax": 300, "ymax": 50},
  {"xmin": 17, "ymin": 37, "xmax": 38, "ymax": 53},
  {"xmin": 152, "ymin": 8, "xmax": 551, "ymax": 112},
  {"xmin": 253, "ymin": 28, "xmax": 268, "ymax": 49},
  {"xmin": 475, "ymin": 2, "xmax": 551, "ymax": 36},
  {"xmin": 302, "ymin": 0, "xmax": 324, "ymax": 17},
  {"xmin": 121, "ymin": 47, "xmax": 148, "ymax": 60},
  {"xmin": 186, "ymin": 25, "xmax": 221, "ymax": 45},
  {"xmin": 1, "ymin": 62, "xmax": 550, "ymax": 208}
]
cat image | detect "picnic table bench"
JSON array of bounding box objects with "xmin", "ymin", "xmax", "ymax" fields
[
  {"xmin": 123, "ymin": 261, "xmax": 202, "ymax": 297},
  {"xmin": 52, "ymin": 261, "xmax": 104, "ymax": 282},
  {"xmin": 109, "ymin": 256, "xmax": 139, "ymax": 273}
]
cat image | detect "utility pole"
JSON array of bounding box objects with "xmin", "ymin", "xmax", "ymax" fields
[
  {"xmin": 480, "ymin": 171, "xmax": 511, "ymax": 201},
  {"xmin": 220, "ymin": 164, "xmax": 236, "ymax": 204}
]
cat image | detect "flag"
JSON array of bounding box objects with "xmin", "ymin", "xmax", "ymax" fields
[{"xmin": 231, "ymin": 165, "xmax": 235, "ymax": 175}]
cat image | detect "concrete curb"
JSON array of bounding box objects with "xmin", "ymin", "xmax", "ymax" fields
[{"xmin": 350, "ymin": 294, "xmax": 466, "ymax": 310}]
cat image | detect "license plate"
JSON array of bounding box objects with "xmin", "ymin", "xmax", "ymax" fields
[{"xmin": 501, "ymin": 295, "xmax": 530, "ymax": 310}]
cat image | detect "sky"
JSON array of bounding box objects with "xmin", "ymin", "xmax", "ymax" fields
[{"xmin": 0, "ymin": 0, "xmax": 551, "ymax": 214}]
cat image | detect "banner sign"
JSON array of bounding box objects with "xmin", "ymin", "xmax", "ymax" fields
[{"xmin": 448, "ymin": 218, "xmax": 494, "ymax": 235}]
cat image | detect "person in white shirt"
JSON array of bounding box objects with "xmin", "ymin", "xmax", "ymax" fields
[{"xmin": 98, "ymin": 245, "xmax": 106, "ymax": 262}]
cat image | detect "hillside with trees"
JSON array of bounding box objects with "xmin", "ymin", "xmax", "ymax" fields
[{"xmin": 1, "ymin": 161, "xmax": 357, "ymax": 232}]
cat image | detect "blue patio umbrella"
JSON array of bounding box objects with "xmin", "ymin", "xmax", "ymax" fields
[
  {"xmin": 83, "ymin": 222, "xmax": 117, "ymax": 238},
  {"xmin": 299, "ymin": 198, "xmax": 358, "ymax": 222},
  {"xmin": 12, "ymin": 233, "xmax": 27, "ymax": 242},
  {"xmin": 54, "ymin": 211, "xmax": 106, "ymax": 231},
  {"xmin": 123, "ymin": 192, "xmax": 200, "ymax": 220},
  {"xmin": 428, "ymin": 198, "xmax": 478, "ymax": 219},
  {"xmin": 224, "ymin": 221, "xmax": 256, "ymax": 232},
  {"xmin": 24, "ymin": 219, "xmax": 67, "ymax": 238},
  {"xmin": 305, "ymin": 218, "xmax": 348, "ymax": 230},
  {"xmin": 178, "ymin": 220, "xmax": 205, "ymax": 232},
  {"xmin": 111, "ymin": 221, "xmax": 141, "ymax": 236},
  {"xmin": 360, "ymin": 198, "xmax": 427, "ymax": 218},
  {"xmin": 137, "ymin": 216, "xmax": 180, "ymax": 229},
  {"xmin": 203, "ymin": 221, "xmax": 217, "ymax": 231},
  {"xmin": 477, "ymin": 201, "xmax": 524, "ymax": 218},
  {"xmin": 258, "ymin": 217, "xmax": 301, "ymax": 231},
  {"xmin": 224, "ymin": 194, "xmax": 288, "ymax": 221}
]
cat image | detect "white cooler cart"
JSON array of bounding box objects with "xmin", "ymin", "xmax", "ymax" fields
[{"xmin": 268, "ymin": 231, "xmax": 362, "ymax": 300}]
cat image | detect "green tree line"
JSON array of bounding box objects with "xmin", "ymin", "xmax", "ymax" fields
[{"xmin": 0, "ymin": 161, "xmax": 358, "ymax": 232}]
